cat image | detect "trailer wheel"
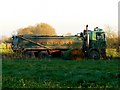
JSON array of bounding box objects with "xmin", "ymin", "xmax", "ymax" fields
[
  {"xmin": 61, "ymin": 51, "xmax": 64, "ymax": 58},
  {"xmin": 25, "ymin": 51, "xmax": 35, "ymax": 58},
  {"xmin": 89, "ymin": 50, "xmax": 100, "ymax": 60},
  {"xmin": 38, "ymin": 51, "xmax": 48, "ymax": 59},
  {"xmin": 61, "ymin": 51, "xmax": 71, "ymax": 60}
]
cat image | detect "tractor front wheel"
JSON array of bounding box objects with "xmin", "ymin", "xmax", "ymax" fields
[{"xmin": 89, "ymin": 50, "xmax": 100, "ymax": 60}]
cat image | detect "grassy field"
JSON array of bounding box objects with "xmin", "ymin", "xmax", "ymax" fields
[
  {"xmin": 1, "ymin": 43, "xmax": 120, "ymax": 88},
  {"xmin": 2, "ymin": 58, "xmax": 120, "ymax": 88}
]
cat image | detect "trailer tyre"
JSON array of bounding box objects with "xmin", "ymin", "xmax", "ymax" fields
[
  {"xmin": 38, "ymin": 51, "xmax": 48, "ymax": 59},
  {"xmin": 89, "ymin": 50, "xmax": 100, "ymax": 60},
  {"xmin": 25, "ymin": 51, "xmax": 35, "ymax": 58}
]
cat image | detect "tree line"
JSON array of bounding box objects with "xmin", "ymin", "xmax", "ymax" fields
[{"xmin": 17, "ymin": 23, "xmax": 57, "ymax": 35}]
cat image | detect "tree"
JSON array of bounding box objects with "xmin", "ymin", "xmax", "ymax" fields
[
  {"xmin": 34, "ymin": 23, "xmax": 57, "ymax": 35},
  {"xmin": 17, "ymin": 27, "xmax": 34, "ymax": 35},
  {"xmin": 17, "ymin": 23, "xmax": 57, "ymax": 36},
  {"xmin": 104, "ymin": 25, "xmax": 118, "ymax": 48}
]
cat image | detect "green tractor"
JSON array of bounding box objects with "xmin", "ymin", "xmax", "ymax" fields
[
  {"xmin": 12, "ymin": 25, "xmax": 106, "ymax": 59},
  {"xmin": 81, "ymin": 25, "xmax": 106, "ymax": 59}
]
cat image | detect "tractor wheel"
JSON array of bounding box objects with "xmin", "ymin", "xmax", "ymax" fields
[
  {"xmin": 25, "ymin": 51, "xmax": 35, "ymax": 58},
  {"xmin": 89, "ymin": 50, "xmax": 100, "ymax": 60}
]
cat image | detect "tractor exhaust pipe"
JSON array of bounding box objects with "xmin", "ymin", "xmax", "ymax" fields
[
  {"xmin": 86, "ymin": 25, "xmax": 88, "ymax": 30},
  {"xmin": 86, "ymin": 25, "xmax": 89, "ymax": 48}
]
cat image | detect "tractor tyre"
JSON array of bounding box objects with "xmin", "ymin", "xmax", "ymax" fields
[{"xmin": 89, "ymin": 50, "xmax": 100, "ymax": 60}]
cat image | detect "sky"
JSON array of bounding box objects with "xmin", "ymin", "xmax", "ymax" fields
[{"xmin": 0, "ymin": 0, "xmax": 119, "ymax": 37}]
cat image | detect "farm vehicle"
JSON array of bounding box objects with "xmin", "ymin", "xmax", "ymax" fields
[{"xmin": 12, "ymin": 25, "xmax": 106, "ymax": 59}]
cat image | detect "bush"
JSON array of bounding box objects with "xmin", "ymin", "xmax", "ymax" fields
[{"xmin": 106, "ymin": 48, "xmax": 120, "ymax": 59}]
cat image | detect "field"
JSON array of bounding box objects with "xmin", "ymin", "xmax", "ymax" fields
[
  {"xmin": 2, "ymin": 58, "xmax": 120, "ymax": 88},
  {"xmin": 1, "ymin": 43, "xmax": 120, "ymax": 88}
]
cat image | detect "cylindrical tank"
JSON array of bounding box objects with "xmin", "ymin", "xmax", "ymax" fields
[{"xmin": 16, "ymin": 34, "xmax": 83, "ymax": 51}]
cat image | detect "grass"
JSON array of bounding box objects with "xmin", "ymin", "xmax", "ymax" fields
[
  {"xmin": 1, "ymin": 43, "xmax": 120, "ymax": 88},
  {"xmin": 2, "ymin": 58, "xmax": 120, "ymax": 88}
]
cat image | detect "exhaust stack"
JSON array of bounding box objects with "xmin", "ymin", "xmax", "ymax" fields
[{"xmin": 86, "ymin": 25, "xmax": 89, "ymax": 48}]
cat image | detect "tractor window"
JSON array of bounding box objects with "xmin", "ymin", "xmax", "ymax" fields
[{"xmin": 96, "ymin": 32, "xmax": 105, "ymax": 40}]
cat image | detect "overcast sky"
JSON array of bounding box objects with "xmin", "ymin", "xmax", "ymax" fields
[{"xmin": 0, "ymin": 0, "xmax": 119, "ymax": 37}]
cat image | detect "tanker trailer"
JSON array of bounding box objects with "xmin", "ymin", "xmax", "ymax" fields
[
  {"xmin": 12, "ymin": 34, "xmax": 83, "ymax": 59},
  {"xmin": 12, "ymin": 25, "xmax": 106, "ymax": 59}
]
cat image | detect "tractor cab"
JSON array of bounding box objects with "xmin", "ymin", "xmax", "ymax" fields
[{"xmin": 79, "ymin": 25, "xmax": 106, "ymax": 59}]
